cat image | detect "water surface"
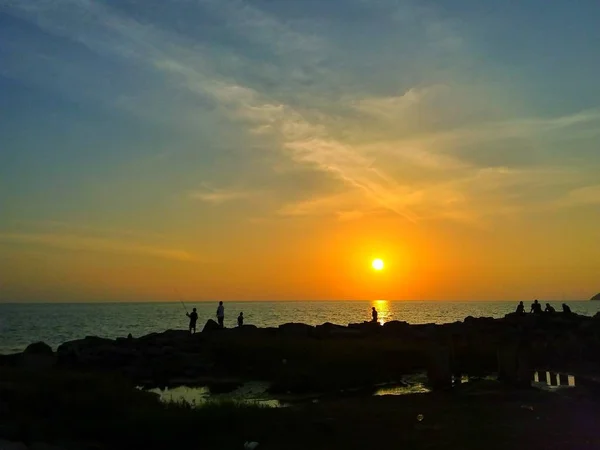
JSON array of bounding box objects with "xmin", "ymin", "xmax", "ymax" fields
[{"xmin": 1, "ymin": 300, "xmax": 599, "ymax": 353}]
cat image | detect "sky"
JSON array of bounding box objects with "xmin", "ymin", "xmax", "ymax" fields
[{"xmin": 1, "ymin": 0, "xmax": 600, "ymax": 302}]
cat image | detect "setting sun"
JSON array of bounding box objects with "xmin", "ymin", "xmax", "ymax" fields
[{"xmin": 372, "ymin": 258, "xmax": 384, "ymax": 271}]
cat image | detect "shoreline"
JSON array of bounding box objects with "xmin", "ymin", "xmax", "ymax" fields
[
  {"xmin": 3, "ymin": 311, "xmax": 600, "ymax": 391},
  {"xmin": 3, "ymin": 301, "xmax": 600, "ymax": 356}
]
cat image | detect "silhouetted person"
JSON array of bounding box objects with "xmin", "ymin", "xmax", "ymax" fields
[
  {"xmin": 530, "ymin": 299, "xmax": 542, "ymax": 314},
  {"xmin": 516, "ymin": 301, "xmax": 525, "ymax": 315},
  {"xmin": 238, "ymin": 312, "xmax": 244, "ymax": 327},
  {"xmin": 372, "ymin": 307, "xmax": 378, "ymax": 323},
  {"xmin": 545, "ymin": 303, "xmax": 556, "ymax": 314},
  {"xmin": 216, "ymin": 301, "xmax": 225, "ymax": 328},
  {"xmin": 186, "ymin": 308, "xmax": 198, "ymax": 334},
  {"xmin": 562, "ymin": 303, "xmax": 572, "ymax": 314}
]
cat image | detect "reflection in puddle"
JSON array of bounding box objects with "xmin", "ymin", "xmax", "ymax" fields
[
  {"xmin": 144, "ymin": 373, "xmax": 506, "ymax": 406},
  {"xmin": 532, "ymin": 371, "xmax": 576, "ymax": 391},
  {"xmin": 375, "ymin": 374, "xmax": 431, "ymax": 396},
  {"xmin": 374, "ymin": 384, "xmax": 431, "ymax": 396},
  {"xmin": 146, "ymin": 382, "xmax": 283, "ymax": 407}
]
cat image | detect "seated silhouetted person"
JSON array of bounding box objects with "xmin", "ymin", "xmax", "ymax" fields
[
  {"xmin": 545, "ymin": 303, "xmax": 556, "ymax": 314},
  {"xmin": 237, "ymin": 312, "xmax": 244, "ymax": 327},
  {"xmin": 516, "ymin": 301, "xmax": 525, "ymax": 314},
  {"xmin": 186, "ymin": 308, "xmax": 198, "ymax": 334},
  {"xmin": 530, "ymin": 299, "xmax": 542, "ymax": 314},
  {"xmin": 562, "ymin": 303, "xmax": 572, "ymax": 314},
  {"xmin": 372, "ymin": 307, "xmax": 378, "ymax": 323}
]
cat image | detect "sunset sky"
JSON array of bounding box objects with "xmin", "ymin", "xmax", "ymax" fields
[{"xmin": 1, "ymin": 0, "xmax": 600, "ymax": 302}]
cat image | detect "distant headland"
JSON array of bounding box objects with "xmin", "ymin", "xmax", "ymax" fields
[{"xmin": 592, "ymin": 293, "xmax": 600, "ymax": 301}]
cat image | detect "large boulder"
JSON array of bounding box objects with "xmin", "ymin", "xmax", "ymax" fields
[
  {"xmin": 22, "ymin": 342, "xmax": 55, "ymax": 369},
  {"xmin": 202, "ymin": 319, "xmax": 221, "ymax": 333},
  {"xmin": 24, "ymin": 342, "xmax": 53, "ymax": 356},
  {"xmin": 56, "ymin": 336, "xmax": 127, "ymax": 367}
]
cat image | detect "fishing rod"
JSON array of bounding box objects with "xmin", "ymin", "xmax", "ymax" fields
[{"xmin": 174, "ymin": 289, "xmax": 188, "ymax": 314}]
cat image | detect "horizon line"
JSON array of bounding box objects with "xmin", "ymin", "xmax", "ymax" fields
[{"xmin": 0, "ymin": 299, "xmax": 592, "ymax": 305}]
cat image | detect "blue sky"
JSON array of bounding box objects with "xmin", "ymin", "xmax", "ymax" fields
[{"xmin": 1, "ymin": 0, "xmax": 600, "ymax": 301}]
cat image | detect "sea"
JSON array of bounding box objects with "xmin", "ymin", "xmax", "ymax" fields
[{"xmin": 1, "ymin": 300, "xmax": 599, "ymax": 355}]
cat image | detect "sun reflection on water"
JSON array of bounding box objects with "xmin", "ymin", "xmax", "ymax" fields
[{"xmin": 371, "ymin": 299, "xmax": 391, "ymax": 325}]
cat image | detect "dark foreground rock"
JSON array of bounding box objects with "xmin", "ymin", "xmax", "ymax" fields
[
  {"xmin": 3, "ymin": 312, "xmax": 600, "ymax": 391},
  {"xmin": 2, "ymin": 364, "xmax": 600, "ymax": 450}
]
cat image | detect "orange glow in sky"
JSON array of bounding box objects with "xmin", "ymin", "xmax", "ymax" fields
[{"xmin": 2, "ymin": 0, "xmax": 600, "ymax": 303}]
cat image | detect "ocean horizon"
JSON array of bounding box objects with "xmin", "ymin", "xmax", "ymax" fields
[{"xmin": 2, "ymin": 300, "xmax": 599, "ymax": 355}]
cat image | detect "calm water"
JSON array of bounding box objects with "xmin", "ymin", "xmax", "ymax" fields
[{"xmin": 1, "ymin": 301, "xmax": 599, "ymax": 354}]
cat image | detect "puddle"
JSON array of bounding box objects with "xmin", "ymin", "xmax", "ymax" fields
[
  {"xmin": 142, "ymin": 373, "xmax": 497, "ymax": 407},
  {"xmin": 533, "ymin": 371, "xmax": 576, "ymax": 391},
  {"xmin": 374, "ymin": 384, "xmax": 431, "ymax": 396},
  {"xmin": 374, "ymin": 374, "xmax": 431, "ymax": 396},
  {"xmin": 144, "ymin": 381, "xmax": 283, "ymax": 407}
]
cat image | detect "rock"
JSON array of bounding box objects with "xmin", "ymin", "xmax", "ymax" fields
[
  {"xmin": 0, "ymin": 423, "xmax": 19, "ymax": 441},
  {"xmin": 29, "ymin": 443, "xmax": 65, "ymax": 450},
  {"xmin": 382, "ymin": 320, "xmax": 411, "ymax": 336},
  {"xmin": 426, "ymin": 344, "xmax": 452, "ymax": 389},
  {"xmin": 347, "ymin": 322, "xmax": 381, "ymax": 336},
  {"xmin": 278, "ymin": 323, "xmax": 314, "ymax": 336},
  {"xmin": 202, "ymin": 319, "xmax": 221, "ymax": 333},
  {"xmin": 315, "ymin": 322, "xmax": 347, "ymax": 337},
  {"xmin": 463, "ymin": 316, "xmax": 496, "ymax": 327},
  {"xmin": 22, "ymin": 342, "xmax": 55, "ymax": 369},
  {"xmin": 0, "ymin": 353, "xmax": 21, "ymax": 367},
  {"xmin": 497, "ymin": 342, "xmax": 531, "ymax": 388},
  {"xmin": 230, "ymin": 324, "xmax": 259, "ymax": 335},
  {"xmin": 24, "ymin": 342, "xmax": 53, "ymax": 356},
  {"xmin": 0, "ymin": 440, "xmax": 28, "ymax": 450},
  {"xmin": 591, "ymin": 293, "xmax": 600, "ymax": 301},
  {"xmin": 57, "ymin": 336, "xmax": 133, "ymax": 368},
  {"xmin": 57, "ymin": 336, "xmax": 114, "ymax": 359}
]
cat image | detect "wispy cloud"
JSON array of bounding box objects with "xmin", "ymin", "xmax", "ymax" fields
[
  {"xmin": 13, "ymin": 220, "xmax": 168, "ymax": 240},
  {"xmin": 189, "ymin": 184, "xmax": 257, "ymax": 204},
  {"xmin": 3, "ymin": 0, "xmax": 600, "ymax": 228},
  {"xmin": 553, "ymin": 185, "xmax": 600, "ymax": 208},
  {"xmin": 0, "ymin": 232, "xmax": 197, "ymax": 262}
]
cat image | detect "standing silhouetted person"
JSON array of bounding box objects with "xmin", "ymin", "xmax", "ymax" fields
[
  {"xmin": 237, "ymin": 312, "xmax": 244, "ymax": 327},
  {"xmin": 372, "ymin": 307, "xmax": 378, "ymax": 323},
  {"xmin": 531, "ymin": 299, "xmax": 542, "ymax": 314},
  {"xmin": 545, "ymin": 303, "xmax": 556, "ymax": 314},
  {"xmin": 562, "ymin": 303, "xmax": 572, "ymax": 314},
  {"xmin": 216, "ymin": 301, "xmax": 225, "ymax": 328},
  {"xmin": 516, "ymin": 301, "xmax": 525, "ymax": 314},
  {"xmin": 186, "ymin": 308, "xmax": 198, "ymax": 334}
]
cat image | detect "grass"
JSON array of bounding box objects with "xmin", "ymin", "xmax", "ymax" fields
[{"xmin": 0, "ymin": 367, "xmax": 279, "ymax": 450}]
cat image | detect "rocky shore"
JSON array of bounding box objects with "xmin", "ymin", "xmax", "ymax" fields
[
  {"xmin": 2, "ymin": 312, "xmax": 600, "ymax": 450},
  {"xmin": 3, "ymin": 312, "xmax": 600, "ymax": 392}
]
